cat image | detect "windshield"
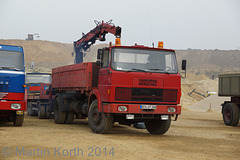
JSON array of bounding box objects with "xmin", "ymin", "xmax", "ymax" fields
[
  {"xmin": 111, "ymin": 48, "xmax": 178, "ymax": 74},
  {"xmin": 26, "ymin": 74, "xmax": 51, "ymax": 84},
  {"xmin": 0, "ymin": 50, "xmax": 24, "ymax": 71}
]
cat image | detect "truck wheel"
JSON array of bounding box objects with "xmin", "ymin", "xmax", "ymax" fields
[
  {"xmin": 13, "ymin": 114, "xmax": 24, "ymax": 126},
  {"xmin": 27, "ymin": 102, "xmax": 30, "ymax": 115},
  {"xmin": 145, "ymin": 117, "xmax": 171, "ymax": 134},
  {"xmin": 27, "ymin": 102, "xmax": 34, "ymax": 116},
  {"xmin": 45, "ymin": 104, "xmax": 50, "ymax": 119},
  {"xmin": 88, "ymin": 99, "xmax": 113, "ymax": 134},
  {"xmin": 223, "ymin": 103, "xmax": 239, "ymax": 126},
  {"xmin": 54, "ymin": 97, "xmax": 66, "ymax": 124},
  {"xmin": 38, "ymin": 104, "xmax": 46, "ymax": 119},
  {"xmin": 65, "ymin": 112, "xmax": 74, "ymax": 124}
]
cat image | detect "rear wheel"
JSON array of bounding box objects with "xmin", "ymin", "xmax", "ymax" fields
[
  {"xmin": 223, "ymin": 103, "xmax": 239, "ymax": 126},
  {"xmin": 13, "ymin": 114, "xmax": 24, "ymax": 126},
  {"xmin": 45, "ymin": 104, "xmax": 50, "ymax": 119},
  {"xmin": 145, "ymin": 117, "xmax": 171, "ymax": 134},
  {"xmin": 27, "ymin": 102, "xmax": 30, "ymax": 115},
  {"xmin": 65, "ymin": 112, "xmax": 74, "ymax": 124},
  {"xmin": 27, "ymin": 102, "xmax": 34, "ymax": 116},
  {"xmin": 38, "ymin": 104, "xmax": 46, "ymax": 119},
  {"xmin": 88, "ymin": 99, "xmax": 113, "ymax": 134},
  {"xmin": 54, "ymin": 97, "xmax": 66, "ymax": 124}
]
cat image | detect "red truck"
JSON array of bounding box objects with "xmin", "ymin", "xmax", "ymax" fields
[
  {"xmin": 51, "ymin": 43, "xmax": 185, "ymax": 134},
  {"xmin": 50, "ymin": 21, "xmax": 186, "ymax": 134},
  {"xmin": 33, "ymin": 20, "xmax": 185, "ymax": 134},
  {"xmin": 26, "ymin": 73, "xmax": 51, "ymax": 119}
]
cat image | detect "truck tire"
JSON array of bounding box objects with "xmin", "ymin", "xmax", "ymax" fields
[
  {"xmin": 223, "ymin": 103, "xmax": 239, "ymax": 126},
  {"xmin": 65, "ymin": 112, "xmax": 74, "ymax": 124},
  {"xmin": 38, "ymin": 104, "xmax": 46, "ymax": 119},
  {"xmin": 13, "ymin": 114, "xmax": 24, "ymax": 126},
  {"xmin": 88, "ymin": 99, "xmax": 113, "ymax": 134},
  {"xmin": 45, "ymin": 104, "xmax": 50, "ymax": 119},
  {"xmin": 54, "ymin": 97, "xmax": 66, "ymax": 124},
  {"xmin": 27, "ymin": 102, "xmax": 30, "ymax": 115},
  {"xmin": 145, "ymin": 117, "xmax": 171, "ymax": 134},
  {"xmin": 27, "ymin": 102, "xmax": 34, "ymax": 116}
]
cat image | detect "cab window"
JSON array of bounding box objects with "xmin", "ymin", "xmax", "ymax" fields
[{"xmin": 102, "ymin": 50, "xmax": 109, "ymax": 67}]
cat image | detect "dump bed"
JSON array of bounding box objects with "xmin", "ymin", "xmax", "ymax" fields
[
  {"xmin": 52, "ymin": 62, "xmax": 99, "ymax": 92},
  {"xmin": 219, "ymin": 73, "xmax": 240, "ymax": 96}
]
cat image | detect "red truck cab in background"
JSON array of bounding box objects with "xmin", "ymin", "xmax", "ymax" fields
[
  {"xmin": 26, "ymin": 73, "xmax": 51, "ymax": 119},
  {"xmin": 51, "ymin": 43, "xmax": 185, "ymax": 134}
]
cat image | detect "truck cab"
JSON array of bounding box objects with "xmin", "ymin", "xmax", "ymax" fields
[
  {"xmin": 88, "ymin": 45, "xmax": 181, "ymax": 134},
  {"xmin": 0, "ymin": 44, "xmax": 26, "ymax": 126},
  {"xmin": 26, "ymin": 73, "xmax": 51, "ymax": 118}
]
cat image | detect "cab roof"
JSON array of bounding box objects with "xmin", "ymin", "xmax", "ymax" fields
[{"xmin": 108, "ymin": 45, "xmax": 175, "ymax": 52}]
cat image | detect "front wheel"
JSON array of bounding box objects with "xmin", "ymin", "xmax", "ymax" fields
[
  {"xmin": 88, "ymin": 99, "xmax": 113, "ymax": 134},
  {"xmin": 13, "ymin": 114, "xmax": 24, "ymax": 126},
  {"xmin": 145, "ymin": 117, "xmax": 171, "ymax": 134},
  {"xmin": 223, "ymin": 103, "xmax": 239, "ymax": 126}
]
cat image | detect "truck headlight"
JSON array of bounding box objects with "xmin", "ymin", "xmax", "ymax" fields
[
  {"xmin": 11, "ymin": 104, "xmax": 21, "ymax": 110},
  {"xmin": 167, "ymin": 107, "xmax": 176, "ymax": 113},
  {"xmin": 118, "ymin": 105, "xmax": 128, "ymax": 112}
]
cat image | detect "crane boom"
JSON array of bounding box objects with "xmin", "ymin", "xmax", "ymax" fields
[{"xmin": 73, "ymin": 20, "xmax": 121, "ymax": 63}]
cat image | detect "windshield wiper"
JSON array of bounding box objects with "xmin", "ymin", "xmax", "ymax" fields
[
  {"xmin": 0, "ymin": 67, "xmax": 21, "ymax": 71},
  {"xmin": 126, "ymin": 68, "xmax": 147, "ymax": 72},
  {"xmin": 148, "ymin": 68, "xmax": 170, "ymax": 74}
]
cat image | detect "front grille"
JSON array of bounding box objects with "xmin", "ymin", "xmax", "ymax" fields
[{"xmin": 115, "ymin": 87, "xmax": 177, "ymax": 102}]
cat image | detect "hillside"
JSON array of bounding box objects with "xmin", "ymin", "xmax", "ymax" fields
[
  {"xmin": 0, "ymin": 39, "xmax": 230, "ymax": 105},
  {"xmin": 0, "ymin": 39, "xmax": 74, "ymax": 72},
  {"xmin": 1, "ymin": 39, "xmax": 239, "ymax": 73},
  {"xmin": 176, "ymin": 49, "xmax": 240, "ymax": 70}
]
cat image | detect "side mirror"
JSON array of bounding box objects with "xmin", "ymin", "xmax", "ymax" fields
[
  {"xmin": 96, "ymin": 60, "xmax": 103, "ymax": 67},
  {"xmin": 97, "ymin": 49, "xmax": 103, "ymax": 59},
  {"xmin": 182, "ymin": 60, "xmax": 187, "ymax": 70}
]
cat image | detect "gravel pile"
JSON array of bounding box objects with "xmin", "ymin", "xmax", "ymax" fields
[{"xmin": 186, "ymin": 94, "xmax": 230, "ymax": 113}]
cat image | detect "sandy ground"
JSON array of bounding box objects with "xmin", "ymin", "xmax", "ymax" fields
[{"xmin": 0, "ymin": 109, "xmax": 239, "ymax": 160}]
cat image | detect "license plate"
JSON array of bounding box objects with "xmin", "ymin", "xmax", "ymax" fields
[
  {"xmin": 161, "ymin": 115, "xmax": 169, "ymax": 120},
  {"xmin": 126, "ymin": 114, "xmax": 134, "ymax": 119},
  {"xmin": 140, "ymin": 105, "xmax": 157, "ymax": 109}
]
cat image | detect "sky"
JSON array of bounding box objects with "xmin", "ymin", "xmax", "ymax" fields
[{"xmin": 0, "ymin": 0, "xmax": 240, "ymax": 50}]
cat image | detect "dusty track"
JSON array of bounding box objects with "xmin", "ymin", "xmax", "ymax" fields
[{"xmin": 0, "ymin": 110, "xmax": 239, "ymax": 160}]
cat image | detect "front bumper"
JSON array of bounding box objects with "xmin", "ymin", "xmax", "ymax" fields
[
  {"xmin": 102, "ymin": 103, "xmax": 181, "ymax": 114},
  {"xmin": 0, "ymin": 101, "xmax": 26, "ymax": 111}
]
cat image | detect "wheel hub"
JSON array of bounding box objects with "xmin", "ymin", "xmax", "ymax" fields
[
  {"xmin": 224, "ymin": 108, "xmax": 231, "ymax": 121},
  {"xmin": 92, "ymin": 109, "xmax": 101, "ymax": 124}
]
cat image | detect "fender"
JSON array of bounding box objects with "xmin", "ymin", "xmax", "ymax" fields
[{"xmin": 89, "ymin": 89, "xmax": 103, "ymax": 112}]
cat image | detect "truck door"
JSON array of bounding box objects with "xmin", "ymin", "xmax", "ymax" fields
[{"xmin": 98, "ymin": 49, "xmax": 111, "ymax": 102}]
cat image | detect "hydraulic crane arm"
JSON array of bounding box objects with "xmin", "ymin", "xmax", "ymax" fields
[{"xmin": 73, "ymin": 20, "xmax": 121, "ymax": 63}]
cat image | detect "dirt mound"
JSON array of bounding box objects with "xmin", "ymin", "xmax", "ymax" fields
[
  {"xmin": 181, "ymin": 73, "xmax": 218, "ymax": 107},
  {"xmin": 186, "ymin": 94, "xmax": 230, "ymax": 113}
]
